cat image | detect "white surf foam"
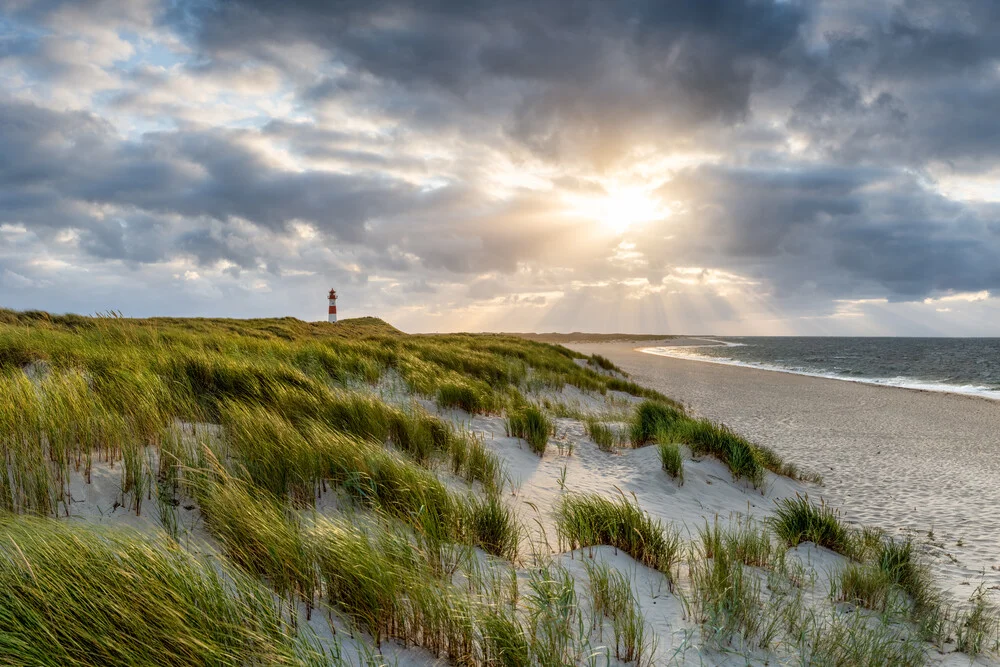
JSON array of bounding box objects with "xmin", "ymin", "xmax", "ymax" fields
[{"xmin": 640, "ymin": 344, "xmax": 1000, "ymax": 401}]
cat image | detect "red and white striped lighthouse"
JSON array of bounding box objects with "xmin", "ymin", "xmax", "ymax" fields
[{"xmin": 327, "ymin": 288, "xmax": 338, "ymax": 323}]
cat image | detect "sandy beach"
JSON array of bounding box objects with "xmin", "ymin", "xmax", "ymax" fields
[{"xmin": 568, "ymin": 340, "xmax": 1000, "ymax": 604}]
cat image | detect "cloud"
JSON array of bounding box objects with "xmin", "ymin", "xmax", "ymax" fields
[
  {"xmin": 2, "ymin": 0, "xmax": 1000, "ymax": 333},
  {"xmin": 654, "ymin": 164, "xmax": 1000, "ymax": 302}
]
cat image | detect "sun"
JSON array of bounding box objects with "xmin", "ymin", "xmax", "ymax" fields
[
  {"xmin": 564, "ymin": 185, "xmax": 668, "ymax": 235},
  {"xmin": 597, "ymin": 187, "xmax": 666, "ymax": 234}
]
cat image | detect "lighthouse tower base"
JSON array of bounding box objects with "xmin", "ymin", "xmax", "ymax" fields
[{"xmin": 328, "ymin": 288, "xmax": 338, "ymax": 323}]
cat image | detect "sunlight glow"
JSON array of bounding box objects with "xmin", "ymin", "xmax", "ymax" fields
[{"xmin": 564, "ymin": 185, "xmax": 669, "ymax": 234}]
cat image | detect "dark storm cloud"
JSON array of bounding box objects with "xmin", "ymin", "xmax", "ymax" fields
[
  {"xmin": 784, "ymin": 0, "xmax": 1000, "ymax": 168},
  {"xmin": 183, "ymin": 0, "xmax": 813, "ymax": 164},
  {"xmin": 0, "ymin": 97, "xmax": 415, "ymax": 252},
  {"xmin": 658, "ymin": 165, "xmax": 1000, "ymax": 300},
  {"xmin": 177, "ymin": 0, "xmax": 1000, "ymax": 170}
]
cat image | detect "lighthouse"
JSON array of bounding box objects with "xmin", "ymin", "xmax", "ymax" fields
[{"xmin": 327, "ymin": 288, "xmax": 338, "ymax": 323}]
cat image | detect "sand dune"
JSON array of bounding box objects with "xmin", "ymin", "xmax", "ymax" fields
[{"xmin": 568, "ymin": 341, "xmax": 1000, "ymax": 606}]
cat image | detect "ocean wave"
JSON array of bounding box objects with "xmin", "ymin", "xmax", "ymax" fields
[
  {"xmin": 670, "ymin": 337, "xmax": 746, "ymax": 348},
  {"xmin": 639, "ymin": 346, "xmax": 1000, "ymax": 401}
]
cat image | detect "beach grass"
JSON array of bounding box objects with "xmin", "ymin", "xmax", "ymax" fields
[
  {"xmin": 655, "ymin": 417, "xmax": 766, "ymax": 486},
  {"xmin": 555, "ymin": 492, "xmax": 681, "ymax": 577},
  {"xmin": 658, "ymin": 441, "xmax": 684, "ymax": 483},
  {"xmin": 0, "ymin": 308, "xmax": 991, "ymax": 664},
  {"xmin": 505, "ymin": 404, "xmax": 552, "ymax": 455},
  {"xmin": 690, "ymin": 539, "xmax": 771, "ymax": 649},
  {"xmin": 832, "ymin": 562, "xmax": 895, "ymax": 611},
  {"xmin": 628, "ymin": 400, "xmax": 685, "ymax": 446},
  {"xmin": 308, "ymin": 517, "xmax": 476, "ymax": 659},
  {"xmin": 0, "ymin": 517, "xmax": 320, "ymax": 666},
  {"xmin": 464, "ymin": 492, "xmax": 522, "ymax": 561},
  {"xmin": 524, "ymin": 561, "xmax": 588, "ymax": 665},
  {"xmin": 587, "ymin": 353, "xmax": 618, "ymax": 373},
  {"xmin": 585, "ymin": 560, "xmax": 655, "ymax": 665},
  {"xmin": 770, "ymin": 495, "xmax": 850, "ymax": 553},
  {"xmin": 585, "ymin": 417, "xmax": 619, "ymax": 452},
  {"xmin": 806, "ymin": 612, "xmax": 926, "ymax": 666},
  {"xmin": 700, "ymin": 517, "xmax": 779, "ymax": 570}
]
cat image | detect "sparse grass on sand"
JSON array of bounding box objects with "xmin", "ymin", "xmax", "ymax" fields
[
  {"xmin": 770, "ymin": 494, "xmax": 850, "ymax": 553},
  {"xmin": 585, "ymin": 417, "xmax": 619, "ymax": 452},
  {"xmin": 626, "ymin": 399, "xmax": 811, "ymax": 487},
  {"xmin": 555, "ymin": 492, "xmax": 681, "ymax": 578},
  {"xmin": 505, "ymin": 404, "xmax": 552, "ymax": 455},
  {"xmin": 585, "ymin": 560, "xmax": 656, "ymax": 665},
  {"xmin": 658, "ymin": 441, "xmax": 684, "ymax": 483}
]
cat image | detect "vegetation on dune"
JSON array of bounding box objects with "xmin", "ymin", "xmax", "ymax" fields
[
  {"xmin": 770, "ymin": 495, "xmax": 994, "ymax": 656},
  {"xmin": 700, "ymin": 517, "xmax": 779, "ymax": 571},
  {"xmin": 623, "ymin": 398, "xmax": 811, "ymax": 487},
  {"xmin": 0, "ymin": 308, "xmax": 994, "ymax": 664},
  {"xmin": 555, "ymin": 492, "xmax": 681, "ymax": 577},
  {"xmin": 0, "ymin": 517, "xmax": 319, "ymax": 666},
  {"xmin": 655, "ymin": 417, "xmax": 768, "ymax": 486},
  {"xmin": 585, "ymin": 417, "xmax": 619, "ymax": 452},
  {"xmin": 587, "ymin": 353, "xmax": 618, "ymax": 372},
  {"xmin": 585, "ymin": 560, "xmax": 656, "ymax": 665},
  {"xmin": 628, "ymin": 400, "xmax": 685, "ymax": 447},
  {"xmin": 658, "ymin": 441, "xmax": 684, "ymax": 484},
  {"xmin": 505, "ymin": 404, "xmax": 553, "ymax": 455},
  {"xmin": 771, "ymin": 495, "xmax": 850, "ymax": 553}
]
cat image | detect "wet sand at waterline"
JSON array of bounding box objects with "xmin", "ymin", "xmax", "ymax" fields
[{"xmin": 569, "ymin": 340, "xmax": 1000, "ymax": 604}]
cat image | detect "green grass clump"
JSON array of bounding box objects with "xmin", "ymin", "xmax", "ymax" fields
[
  {"xmin": 448, "ymin": 434, "xmax": 506, "ymax": 491},
  {"xmin": 555, "ymin": 493, "xmax": 680, "ymax": 576},
  {"xmin": 308, "ymin": 518, "xmax": 474, "ymax": 659},
  {"xmin": 465, "ymin": 493, "xmax": 522, "ymax": 561},
  {"xmin": 873, "ymin": 537, "xmax": 939, "ymax": 621},
  {"xmin": 700, "ymin": 518, "xmax": 778, "ymax": 570},
  {"xmin": 505, "ymin": 405, "xmax": 552, "ymax": 456},
  {"xmin": 480, "ymin": 605, "xmax": 530, "ymax": 666},
  {"xmin": 587, "ymin": 354, "xmax": 618, "ymax": 372},
  {"xmin": 655, "ymin": 418, "xmax": 765, "ymax": 486},
  {"xmin": 585, "ymin": 418, "xmax": 618, "ymax": 453},
  {"xmin": 832, "ymin": 562, "xmax": 894, "ymax": 611},
  {"xmin": 302, "ymin": 425, "xmax": 463, "ymax": 538},
  {"xmin": 0, "ymin": 373, "xmax": 52, "ymax": 515},
  {"xmin": 220, "ymin": 401, "xmax": 317, "ymax": 503},
  {"xmin": 628, "ymin": 400, "xmax": 684, "ymax": 446},
  {"xmin": 0, "ymin": 517, "xmax": 316, "ymax": 666},
  {"xmin": 585, "ymin": 560, "xmax": 654, "ymax": 664},
  {"xmin": 692, "ymin": 519, "xmax": 788, "ymax": 649},
  {"xmin": 770, "ymin": 495, "xmax": 850, "ymax": 554},
  {"xmin": 436, "ymin": 380, "xmax": 498, "ymax": 414},
  {"xmin": 194, "ymin": 471, "xmax": 317, "ymax": 608},
  {"xmin": 658, "ymin": 441, "xmax": 683, "ymax": 484},
  {"xmin": 690, "ymin": 542, "xmax": 771, "ymax": 650},
  {"xmin": 524, "ymin": 562, "xmax": 584, "ymax": 665}
]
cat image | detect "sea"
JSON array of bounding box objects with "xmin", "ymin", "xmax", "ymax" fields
[{"xmin": 642, "ymin": 337, "xmax": 1000, "ymax": 400}]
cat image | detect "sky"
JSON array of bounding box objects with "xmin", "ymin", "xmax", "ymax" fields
[{"xmin": 1, "ymin": 0, "xmax": 1000, "ymax": 335}]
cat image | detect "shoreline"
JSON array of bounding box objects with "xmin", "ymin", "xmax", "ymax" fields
[
  {"xmin": 567, "ymin": 340, "xmax": 1000, "ymax": 605},
  {"xmin": 642, "ymin": 339, "xmax": 1000, "ymax": 404}
]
